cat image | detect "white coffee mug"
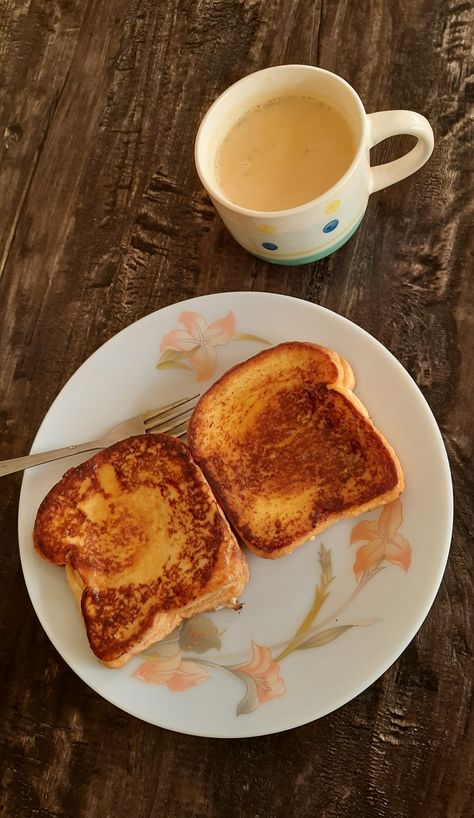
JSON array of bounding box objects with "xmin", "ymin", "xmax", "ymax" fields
[{"xmin": 195, "ymin": 65, "xmax": 434, "ymax": 265}]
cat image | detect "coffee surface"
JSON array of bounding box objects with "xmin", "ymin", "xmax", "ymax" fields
[{"xmin": 216, "ymin": 94, "xmax": 356, "ymax": 211}]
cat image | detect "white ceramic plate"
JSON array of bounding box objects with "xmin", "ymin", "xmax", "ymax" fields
[{"xmin": 18, "ymin": 292, "xmax": 453, "ymax": 738}]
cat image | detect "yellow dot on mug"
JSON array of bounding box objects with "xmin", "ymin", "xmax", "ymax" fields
[
  {"xmin": 257, "ymin": 224, "xmax": 277, "ymax": 235},
  {"xmin": 324, "ymin": 199, "xmax": 341, "ymax": 215}
]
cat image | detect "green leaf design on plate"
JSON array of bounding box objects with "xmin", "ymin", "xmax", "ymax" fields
[
  {"xmin": 274, "ymin": 543, "xmax": 334, "ymax": 663},
  {"xmin": 179, "ymin": 616, "xmax": 222, "ymax": 653},
  {"xmin": 157, "ymin": 349, "xmax": 194, "ymax": 371},
  {"xmin": 234, "ymin": 332, "xmax": 271, "ymax": 345},
  {"xmin": 319, "ymin": 543, "xmax": 333, "ymax": 586},
  {"xmin": 232, "ymin": 670, "xmax": 260, "ymax": 716},
  {"xmin": 297, "ymin": 625, "xmax": 356, "ymax": 650},
  {"xmin": 157, "ymin": 359, "xmax": 193, "ymax": 372},
  {"xmin": 158, "ymin": 348, "xmax": 189, "ymax": 363}
]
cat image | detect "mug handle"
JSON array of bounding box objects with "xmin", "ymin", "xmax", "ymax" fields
[{"xmin": 367, "ymin": 111, "xmax": 434, "ymax": 193}]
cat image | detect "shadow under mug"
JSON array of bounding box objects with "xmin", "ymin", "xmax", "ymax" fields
[{"xmin": 194, "ymin": 65, "xmax": 434, "ymax": 266}]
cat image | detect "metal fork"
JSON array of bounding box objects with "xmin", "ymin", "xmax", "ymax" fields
[{"xmin": 0, "ymin": 394, "xmax": 200, "ymax": 478}]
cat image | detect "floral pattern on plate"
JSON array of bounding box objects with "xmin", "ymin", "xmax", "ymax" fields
[{"xmin": 157, "ymin": 310, "xmax": 269, "ymax": 381}]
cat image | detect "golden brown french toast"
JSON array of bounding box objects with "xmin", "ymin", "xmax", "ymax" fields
[
  {"xmin": 188, "ymin": 342, "xmax": 404, "ymax": 559},
  {"xmin": 34, "ymin": 434, "xmax": 248, "ymax": 667}
]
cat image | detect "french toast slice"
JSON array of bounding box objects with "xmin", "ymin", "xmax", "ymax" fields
[
  {"xmin": 34, "ymin": 434, "xmax": 248, "ymax": 667},
  {"xmin": 188, "ymin": 342, "xmax": 404, "ymax": 559}
]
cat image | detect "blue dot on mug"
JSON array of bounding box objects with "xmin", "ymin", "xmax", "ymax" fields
[
  {"xmin": 323, "ymin": 219, "xmax": 339, "ymax": 233},
  {"xmin": 262, "ymin": 241, "xmax": 278, "ymax": 251}
]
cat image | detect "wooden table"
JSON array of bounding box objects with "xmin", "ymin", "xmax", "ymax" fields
[{"xmin": 1, "ymin": 2, "xmax": 472, "ymax": 816}]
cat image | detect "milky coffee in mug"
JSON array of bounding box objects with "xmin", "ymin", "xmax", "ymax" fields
[{"xmin": 216, "ymin": 94, "xmax": 357, "ymax": 212}]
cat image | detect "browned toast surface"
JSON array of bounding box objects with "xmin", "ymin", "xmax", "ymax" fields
[
  {"xmin": 188, "ymin": 342, "xmax": 404, "ymax": 558},
  {"xmin": 34, "ymin": 434, "xmax": 248, "ymax": 666}
]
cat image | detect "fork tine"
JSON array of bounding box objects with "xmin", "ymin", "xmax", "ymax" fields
[
  {"xmin": 169, "ymin": 421, "xmax": 188, "ymax": 438},
  {"xmin": 143, "ymin": 394, "xmax": 200, "ymax": 425},
  {"xmin": 146, "ymin": 407, "xmax": 194, "ymax": 435},
  {"xmin": 145, "ymin": 404, "xmax": 195, "ymax": 432}
]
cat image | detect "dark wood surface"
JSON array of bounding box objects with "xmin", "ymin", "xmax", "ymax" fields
[{"xmin": 1, "ymin": 1, "xmax": 473, "ymax": 816}]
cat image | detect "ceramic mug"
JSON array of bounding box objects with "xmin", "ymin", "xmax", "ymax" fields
[{"xmin": 194, "ymin": 64, "xmax": 434, "ymax": 265}]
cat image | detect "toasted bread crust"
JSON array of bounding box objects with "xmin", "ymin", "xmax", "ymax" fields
[
  {"xmin": 188, "ymin": 342, "xmax": 404, "ymax": 558},
  {"xmin": 34, "ymin": 434, "xmax": 248, "ymax": 666}
]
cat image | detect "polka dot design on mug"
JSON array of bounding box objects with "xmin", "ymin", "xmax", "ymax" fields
[
  {"xmin": 324, "ymin": 199, "xmax": 341, "ymax": 215},
  {"xmin": 262, "ymin": 241, "xmax": 278, "ymax": 251},
  {"xmin": 323, "ymin": 219, "xmax": 339, "ymax": 233}
]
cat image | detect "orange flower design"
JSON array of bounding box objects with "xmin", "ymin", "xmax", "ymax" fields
[
  {"xmin": 134, "ymin": 653, "xmax": 208, "ymax": 692},
  {"xmin": 160, "ymin": 310, "xmax": 235, "ymax": 381},
  {"xmin": 235, "ymin": 641, "xmax": 286, "ymax": 703},
  {"xmin": 351, "ymin": 499, "xmax": 412, "ymax": 578}
]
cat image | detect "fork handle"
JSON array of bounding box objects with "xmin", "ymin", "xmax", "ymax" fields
[{"xmin": 0, "ymin": 440, "xmax": 104, "ymax": 477}]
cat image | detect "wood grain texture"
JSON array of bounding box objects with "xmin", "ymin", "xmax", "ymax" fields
[{"xmin": 0, "ymin": 1, "xmax": 473, "ymax": 816}]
